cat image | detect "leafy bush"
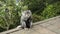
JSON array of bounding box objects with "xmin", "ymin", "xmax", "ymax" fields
[
  {"xmin": 41, "ymin": 1, "xmax": 60, "ymax": 19},
  {"xmin": 32, "ymin": 14, "xmax": 45, "ymax": 22}
]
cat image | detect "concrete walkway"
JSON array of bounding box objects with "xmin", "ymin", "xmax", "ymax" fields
[{"xmin": 0, "ymin": 16, "xmax": 60, "ymax": 34}]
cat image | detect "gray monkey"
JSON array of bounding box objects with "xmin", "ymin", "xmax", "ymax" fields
[{"xmin": 20, "ymin": 10, "xmax": 32, "ymax": 29}]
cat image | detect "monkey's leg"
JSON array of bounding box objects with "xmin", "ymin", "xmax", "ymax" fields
[
  {"xmin": 30, "ymin": 21, "xmax": 32, "ymax": 28},
  {"xmin": 21, "ymin": 21, "xmax": 26, "ymax": 29}
]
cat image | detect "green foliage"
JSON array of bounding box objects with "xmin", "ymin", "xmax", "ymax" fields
[
  {"xmin": 41, "ymin": 5, "xmax": 55, "ymax": 19},
  {"xmin": 32, "ymin": 14, "xmax": 44, "ymax": 22},
  {"xmin": 41, "ymin": 1, "xmax": 60, "ymax": 19},
  {"xmin": 24, "ymin": 0, "xmax": 46, "ymax": 13},
  {"xmin": 0, "ymin": 0, "xmax": 27, "ymax": 32},
  {"xmin": 21, "ymin": 5, "xmax": 28, "ymax": 11}
]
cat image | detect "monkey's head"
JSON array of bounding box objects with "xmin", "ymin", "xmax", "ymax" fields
[{"xmin": 25, "ymin": 10, "xmax": 31, "ymax": 18}]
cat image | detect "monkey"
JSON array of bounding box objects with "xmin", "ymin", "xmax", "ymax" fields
[{"xmin": 20, "ymin": 10, "xmax": 32, "ymax": 29}]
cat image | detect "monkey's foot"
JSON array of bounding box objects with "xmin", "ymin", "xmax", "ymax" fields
[{"xmin": 21, "ymin": 26, "xmax": 25, "ymax": 29}]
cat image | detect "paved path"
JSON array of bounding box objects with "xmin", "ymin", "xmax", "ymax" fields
[
  {"xmin": 0, "ymin": 16, "xmax": 60, "ymax": 34},
  {"xmin": 40, "ymin": 16, "xmax": 60, "ymax": 34}
]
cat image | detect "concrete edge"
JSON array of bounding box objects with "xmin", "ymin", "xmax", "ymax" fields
[{"xmin": 33, "ymin": 15, "xmax": 60, "ymax": 25}]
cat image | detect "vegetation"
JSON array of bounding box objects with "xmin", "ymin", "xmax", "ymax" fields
[{"xmin": 0, "ymin": 0, "xmax": 60, "ymax": 32}]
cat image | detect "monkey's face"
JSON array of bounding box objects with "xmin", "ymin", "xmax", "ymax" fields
[
  {"xmin": 25, "ymin": 12, "xmax": 31, "ymax": 18},
  {"xmin": 21, "ymin": 10, "xmax": 31, "ymax": 21}
]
